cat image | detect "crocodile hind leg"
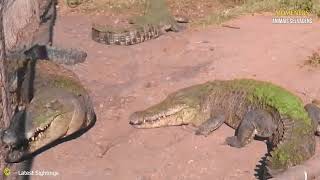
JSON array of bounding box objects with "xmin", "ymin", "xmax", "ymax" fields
[
  {"xmin": 195, "ymin": 114, "xmax": 225, "ymax": 136},
  {"xmin": 226, "ymin": 109, "xmax": 274, "ymax": 148}
]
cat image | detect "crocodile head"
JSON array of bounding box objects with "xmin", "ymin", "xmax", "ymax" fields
[
  {"xmin": 2, "ymin": 96, "xmax": 67, "ymax": 163},
  {"xmin": 129, "ymin": 84, "xmax": 212, "ymax": 128},
  {"xmin": 305, "ymin": 99, "xmax": 320, "ymax": 136}
]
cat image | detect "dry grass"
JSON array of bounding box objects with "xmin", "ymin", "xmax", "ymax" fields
[
  {"xmin": 59, "ymin": 0, "xmax": 146, "ymax": 15},
  {"xmin": 58, "ymin": 0, "xmax": 245, "ymax": 20},
  {"xmin": 305, "ymin": 51, "xmax": 320, "ymax": 67},
  {"xmin": 58, "ymin": 0, "xmax": 320, "ymax": 26}
]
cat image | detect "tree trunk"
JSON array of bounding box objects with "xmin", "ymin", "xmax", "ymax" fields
[
  {"xmin": 0, "ymin": 1, "xmax": 19, "ymax": 179},
  {"xmin": 4, "ymin": 0, "xmax": 55, "ymax": 54}
]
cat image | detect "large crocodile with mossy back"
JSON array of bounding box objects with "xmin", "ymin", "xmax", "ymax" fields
[
  {"xmin": 129, "ymin": 79, "xmax": 320, "ymax": 178},
  {"xmin": 91, "ymin": 0, "xmax": 188, "ymax": 46},
  {"xmin": 0, "ymin": 46, "xmax": 96, "ymax": 163}
]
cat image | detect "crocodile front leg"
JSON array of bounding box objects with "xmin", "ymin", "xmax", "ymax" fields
[
  {"xmin": 226, "ymin": 109, "xmax": 275, "ymax": 148},
  {"xmin": 195, "ymin": 114, "xmax": 225, "ymax": 136}
]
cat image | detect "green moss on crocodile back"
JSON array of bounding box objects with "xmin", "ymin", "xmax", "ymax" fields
[{"xmin": 223, "ymin": 79, "xmax": 310, "ymax": 125}]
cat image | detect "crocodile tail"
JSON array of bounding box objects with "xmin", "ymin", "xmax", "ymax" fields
[
  {"xmin": 265, "ymin": 117, "xmax": 294, "ymax": 176},
  {"xmin": 254, "ymin": 153, "xmax": 272, "ymax": 180},
  {"xmin": 44, "ymin": 45, "xmax": 87, "ymax": 65},
  {"xmin": 9, "ymin": 44, "xmax": 87, "ymax": 65},
  {"xmin": 254, "ymin": 117, "xmax": 293, "ymax": 179},
  {"xmin": 92, "ymin": 24, "xmax": 161, "ymax": 45},
  {"xmin": 265, "ymin": 117, "xmax": 316, "ymax": 178}
]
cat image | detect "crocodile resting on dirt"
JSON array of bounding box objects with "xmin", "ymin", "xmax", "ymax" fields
[
  {"xmin": 0, "ymin": 47, "xmax": 96, "ymax": 163},
  {"xmin": 129, "ymin": 79, "xmax": 320, "ymax": 178},
  {"xmin": 91, "ymin": 0, "xmax": 188, "ymax": 45}
]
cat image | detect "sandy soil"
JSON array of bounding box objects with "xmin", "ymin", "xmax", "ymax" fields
[{"xmin": 28, "ymin": 13, "xmax": 320, "ymax": 180}]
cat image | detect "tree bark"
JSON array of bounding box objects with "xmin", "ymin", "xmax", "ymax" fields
[
  {"xmin": 0, "ymin": 1, "xmax": 17, "ymax": 179},
  {"xmin": 4, "ymin": 0, "xmax": 55, "ymax": 54}
]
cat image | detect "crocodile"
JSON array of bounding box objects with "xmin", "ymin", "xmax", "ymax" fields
[
  {"xmin": 0, "ymin": 56, "xmax": 96, "ymax": 163},
  {"xmin": 129, "ymin": 79, "xmax": 319, "ymax": 178},
  {"xmin": 91, "ymin": 0, "xmax": 188, "ymax": 46}
]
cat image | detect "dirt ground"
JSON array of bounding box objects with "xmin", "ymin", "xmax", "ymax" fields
[{"xmin": 28, "ymin": 10, "xmax": 320, "ymax": 180}]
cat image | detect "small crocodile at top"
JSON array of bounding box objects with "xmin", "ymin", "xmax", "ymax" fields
[
  {"xmin": 91, "ymin": 0, "xmax": 188, "ymax": 46},
  {"xmin": 129, "ymin": 79, "xmax": 320, "ymax": 178}
]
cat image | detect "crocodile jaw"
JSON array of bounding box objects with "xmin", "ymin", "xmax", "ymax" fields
[
  {"xmin": 4, "ymin": 122, "xmax": 53, "ymax": 163},
  {"xmin": 3, "ymin": 112, "xmax": 55, "ymax": 163},
  {"xmin": 129, "ymin": 105, "xmax": 197, "ymax": 128}
]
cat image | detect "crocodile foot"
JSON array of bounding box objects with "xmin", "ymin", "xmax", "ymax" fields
[{"xmin": 225, "ymin": 136, "xmax": 244, "ymax": 148}]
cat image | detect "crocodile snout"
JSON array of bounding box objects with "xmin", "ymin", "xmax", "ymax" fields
[{"xmin": 129, "ymin": 112, "xmax": 143, "ymax": 126}]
